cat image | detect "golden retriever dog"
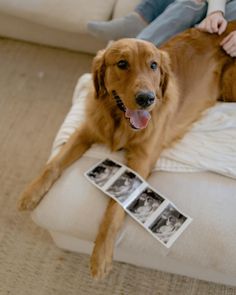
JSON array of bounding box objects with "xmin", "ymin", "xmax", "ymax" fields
[{"xmin": 18, "ymin": 21, "xmax": 236, "ymax": 279}]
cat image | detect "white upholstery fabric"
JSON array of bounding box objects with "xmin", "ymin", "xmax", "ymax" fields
[
  {"xmin": 0, "ymin": 12, "xmax": 106, "ymax": 54},
  {"xmin": 112, "ymin": 0, "xmax": 140, "ymax": 18},
  {"xmin": 0, "ymin": 0, "xmax": 116, "ymax": 33},
  {"xmin": 32, "ymin": 158, "xmax": 236, "ymax": 286},
  {"xmin": 31, "ymin": 74, "xmax": 236, "ymax": 285},
  {"xmin": 0, "ymin": 0, "xmax": 139, "ymax": 53}
]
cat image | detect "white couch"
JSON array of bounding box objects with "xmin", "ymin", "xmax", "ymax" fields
[{"xmin": 0, "ymin": 0, "xmax": 140, "ymax": 54}]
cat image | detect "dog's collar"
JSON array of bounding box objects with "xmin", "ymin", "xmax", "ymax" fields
[{"xmin": 111, "ymin": 90, "xmax": 126, "ymax": 113}]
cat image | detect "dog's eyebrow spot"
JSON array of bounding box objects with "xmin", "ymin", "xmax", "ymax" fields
[{"xmin": 107, "ymin": 49, "xmax": 132, "ymax": 62}]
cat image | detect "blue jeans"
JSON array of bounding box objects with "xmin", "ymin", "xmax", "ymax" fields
[
  {"xmin": 137, "ymin": 0, "xmax": 208, "ymax": 45},
  {"xmin": 135, "ymin": 0, "xmax": 176, "ymax": 23},
  {"xmin": 225, "ymin": 0, "xmax": 236, "ymax": 21},
  {"xmin": 137, "ymin": 0, "xmax": 236, "ymax": 46}
]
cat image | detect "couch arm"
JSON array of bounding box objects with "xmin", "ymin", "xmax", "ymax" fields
[{"xmin": 0, "ymin": 0, "xmax": 117, "ymax": 34}]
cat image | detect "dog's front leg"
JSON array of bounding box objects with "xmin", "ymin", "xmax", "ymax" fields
[
  {"xmin": 90, "ymin": 198, "xmax": 125, "ymax": 280},
  {"xmin": 90, "ymin": 152, "xmax": 153, "ymax": 280},
  {"xmin": 18, "ymin": 124, "xmax": 95, "ymax": 211}
]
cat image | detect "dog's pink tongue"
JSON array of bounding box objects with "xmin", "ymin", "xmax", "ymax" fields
[{"xmin": 125, "ymin": 109, "xmax": 151, "ymax": 130}]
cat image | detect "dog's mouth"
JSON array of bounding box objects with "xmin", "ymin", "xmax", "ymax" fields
[
  {"xmin": 112, "ymin": 90, "xmax": 151, "ymax": 130},
  {"xmin": 125, "ymin": 109, "xmax": 151, "ymax": 130}
]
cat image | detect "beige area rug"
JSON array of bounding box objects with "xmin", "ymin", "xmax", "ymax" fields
[{"xmin": 0, "ymin": 37, "xmax": 235, "ymax": 295}]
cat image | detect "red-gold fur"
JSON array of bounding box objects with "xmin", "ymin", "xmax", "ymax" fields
[{"xmin": 18, "ymin": 22, "xmax": 236, "ymax": 279}]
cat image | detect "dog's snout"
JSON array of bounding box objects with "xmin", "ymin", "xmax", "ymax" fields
[{"xmin": 135, "ymin": 91, "xmax": 155, "ymax": 108}]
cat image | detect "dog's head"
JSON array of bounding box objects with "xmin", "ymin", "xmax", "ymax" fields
[{"xmin": 92, "ymin": 38, "xmax": 171, "ymax": 130}]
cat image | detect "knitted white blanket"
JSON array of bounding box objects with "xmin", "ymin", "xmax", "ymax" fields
[{"xmin": 50, "ymin": 74, "xmax": 236, "ymax": 179}]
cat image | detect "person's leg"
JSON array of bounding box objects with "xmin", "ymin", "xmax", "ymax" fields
[
  {"xmin": 135, "ymin": 0, "xmax": 176, "ymax": 23},
  {"xmin": 87, "ymin": 0, "xmax": 175, "ymax": 41},
  {"xmin": 225, "ymin": 0, "xmax": 236, "ymax": 21},
  {"xmin": 87, "ymin": 12, "xmax": 147, "ymax": 41},
  {"xmin": 137, "ymin": 0, "xmax": 207, "ymax": 46}
]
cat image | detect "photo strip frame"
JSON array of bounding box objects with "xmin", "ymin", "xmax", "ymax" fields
[{"xmin": 85, "ymin": 158, "xmax": 192, "ymax": 248}]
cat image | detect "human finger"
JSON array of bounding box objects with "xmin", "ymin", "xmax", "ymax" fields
[
  {"xmin": 226, "ymin": 45, "xmax": 236, "ymax": 57},
  {"xmin": 211, "ymin": 18, "xmax": 219, "ymax": 33},
  {"xmin": 220, "ymin": 32, "xmax": 233, "ymax": 46},
  {"xmin": 218, "ymin": 20, "xmax": 227, "ymax": 35}
]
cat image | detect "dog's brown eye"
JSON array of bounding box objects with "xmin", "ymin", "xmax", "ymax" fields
[
  {"xmin": 150, "ymin": 61, "xmax": 158, "ymax": 70},
  {"xmin": 117, "ymin": 60, "xmax": 129, "ymax": 70}
]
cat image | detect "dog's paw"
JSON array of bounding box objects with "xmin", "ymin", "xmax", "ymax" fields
[
  {"xmin": 18, "ymin": 178, "xmax": 48, "ymax": 211},
  {"xmin": 18, "ymin": 165, "xmax": 59, "ymax": 211},
  {"xmin": 17, "ymin": 188, "xmax": 41, "ymax": 211},
  {"xmin": 90, "ymin": 245, "xmax": 113, "ymax": 280}
]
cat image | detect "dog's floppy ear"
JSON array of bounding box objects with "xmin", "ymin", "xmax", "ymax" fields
[
  {"xmin": 92, "ymin": 49, "xmax": 107, "ymax": 98},
  {"xmin": 159, "ymin": 50, "xmax": 172, "ymax": 98}
]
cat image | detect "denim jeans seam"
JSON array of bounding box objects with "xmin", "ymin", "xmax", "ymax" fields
[{"xmin": 176, "ymin": 0, "xmax": 206, "ymax": 10}]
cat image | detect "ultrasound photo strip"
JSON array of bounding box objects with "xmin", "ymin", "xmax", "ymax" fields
[
  {"xmin": 85, "ymin": 158, "xmax": 193, "ymax": 248},
  {"xmin": 148, "ymin": 203, "xmax": 191, "ymax": 247},
  {"xmin": 86, "ymin": 159, "xmax": 122, "ymax": 187}
]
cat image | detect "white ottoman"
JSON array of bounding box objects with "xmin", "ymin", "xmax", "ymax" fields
[{"xmin": 31, "ymin": 74, "xmax": 236, "ymax": 286}]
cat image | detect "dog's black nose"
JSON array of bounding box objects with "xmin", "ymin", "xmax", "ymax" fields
[{"xmin": 135, "ymin": 91, "xmax": 155, "ymax": 108}]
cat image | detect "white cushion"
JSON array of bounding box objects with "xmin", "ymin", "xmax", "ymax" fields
[
  {"xmin": 31, "ymin": 74, "xmax": 236, "ymax": 285},
  {"xmin": 32, "ymin": 157, "xmax": 236, "ymax": 285},
  {"xmin": 0, "ymin": 0, "xmax": 116, "ymax": 33}
]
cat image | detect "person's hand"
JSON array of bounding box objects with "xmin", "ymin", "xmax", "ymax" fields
[
  {"xmin": 221, "ymin": 31, "xmax": 236, "ymax": 57},
  {"xmin": 196, "ymin": 11, "xmax": 227, "ymax": 35}
]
